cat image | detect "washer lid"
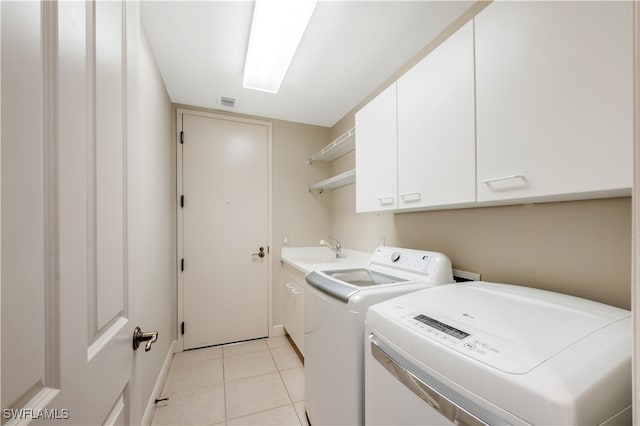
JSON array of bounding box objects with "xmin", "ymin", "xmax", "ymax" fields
[
  {"xmin": 306, "ymin": 268, "xmax": 407, "ymax": 303},
  {"xmin": 379, "ymin": 282, "xmax": 630, "ymax": 374},
  {"xmin": 323, "ymin": 268, "xmax": 407, "ymax": 287}
]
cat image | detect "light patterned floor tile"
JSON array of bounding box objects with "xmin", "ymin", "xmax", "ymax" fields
[
  {"xmin": 151, "ymin": 385, "xmax": 225, "ymax": 426},
  {"xmin": 225, "ymin": 372, "xmax": 290, "ymax": 419},
  {"xmin": 293, "ymin": 401, "xmax": 309, "ymax": 426},
  {"xmin": 227, "ymin": 404, "xmax": 301, "ymax": 426},
  {"xmin": 157, "ymin": 338, "xmax": 310, "ymax": 425},
  {"xmin": 280, "ymin": 367, "xmax": 305, "ymax": 402},
  {"xmin": 224, "ymin": 350, "xmax": 277, "ymax": 382},
  {"xmin": 172, "ymin": 346, "xmax": 223, "ymax": 365},
  {"xmin": 270, "ymin": 345, "xmax": 303, "ymax": 371},
  {"xmin": 163, "ymin": 358, "xmax": 223, "ymax": 395},
  {"xmin": 223, "ymin": 339, "xmax": 268, "ymax": 358},
  {"xmin": 266, "ymin": 336, "xmax": 290, "ymax": 349}
]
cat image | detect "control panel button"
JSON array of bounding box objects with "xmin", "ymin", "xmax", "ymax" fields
[
  {"xmin": 391, "ymin": 252, "xmax": 401, "ymax": 262},
  {"xmin": 464, "ymin": 343, "xmax": 476, "ymax": 350}
]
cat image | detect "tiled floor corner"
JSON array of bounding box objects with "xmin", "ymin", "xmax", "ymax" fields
[{"xmin": 152, "ymin": 336, "xmax": 307, "ymax": 426}]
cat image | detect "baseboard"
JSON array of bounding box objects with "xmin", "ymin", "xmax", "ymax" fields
[
  {"xmin": 141, "ymin": 340, "xmax": 176, "ymax": 426},
  {"xmin": 271, "ymin": 324, "xmax": 285, "ymax": 337}
]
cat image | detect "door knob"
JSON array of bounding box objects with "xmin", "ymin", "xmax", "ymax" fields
[
  {"xmin": 252, "ymin": 246, "xmax": 266, "ymax": 258},
  {"xmin": 133, "ymin": 327, "xmax": 158, "ymax": 352}
]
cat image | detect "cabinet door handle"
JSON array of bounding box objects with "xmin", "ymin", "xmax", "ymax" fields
[
  {"xmin": 482, "ymin": 174, "xmax": 526, "ymax": 185},
  {"xmin": 291, "ymin": 288, "xmax": 301, "ymax": 295},
  {"xmin": 377, "ymin": 196, "xmax": 394, "ymax": 206},
  {"xmin": 400, "ymin": 192, "xmax": 421, "ymax": 203}
]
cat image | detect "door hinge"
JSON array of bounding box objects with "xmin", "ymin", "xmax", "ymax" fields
[
  {"xmin": 180, "ymin": 131, "xmax": 184, "ymax": 144},
  {"xmin": 180, "ymin": 195, "xmax": 184, "ymax": 208},
  {"xmin": 181, "ymin": 322, "xmax": 185, "ymax": 335},
  {"xmin": 180, "ymin": 258, "xmax": 184, "ymax": 272}
]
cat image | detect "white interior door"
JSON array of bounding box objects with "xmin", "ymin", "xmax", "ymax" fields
[
  {"xmin": 2, "ymin": 2, "xmax": 149, "ymax": 424},
  {"xmin": 180, "ymin": 112, "xmax": 270, "ymax": 350}
]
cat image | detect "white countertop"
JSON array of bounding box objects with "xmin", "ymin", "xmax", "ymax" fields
[{"xmin": 281, "ymin": 246, "xmax": 371, "ymax": 274}]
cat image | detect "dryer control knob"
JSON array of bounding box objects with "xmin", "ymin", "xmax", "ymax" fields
[{"xmin": 391, "ymin": 252, "xmax": 401, "ymax": 262}]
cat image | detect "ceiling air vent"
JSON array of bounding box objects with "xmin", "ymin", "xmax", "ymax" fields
[{"xmin": 219, "ymin": 96, "xmax": 237, "ymax": 108}]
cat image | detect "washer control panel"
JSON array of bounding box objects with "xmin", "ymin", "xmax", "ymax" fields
[
  {"xmin": 385, "ymin": 304, "xmax": 539, "ymax": 374},
  {"xmin": 370, "ymin": 246, "xmax": 449, "ymax": 276}
]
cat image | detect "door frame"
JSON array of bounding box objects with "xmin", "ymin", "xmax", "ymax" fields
[{"xmin": 175, "ymin": 107, "xmax": 273, "ymax": 352}]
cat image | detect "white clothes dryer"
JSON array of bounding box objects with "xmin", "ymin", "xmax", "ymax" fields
[
  {"xmin": 304, "ymin": 246, "xmax": 454, "ymax": 426},
  {"xmin": 365, "ymin": 281, "xmax": 631, "ymax": 425}
]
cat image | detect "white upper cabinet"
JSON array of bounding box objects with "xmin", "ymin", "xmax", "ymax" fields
[
  {"xmin": 475, "ymin": 1, "xmax": 633, "ymax": 203},
  {"xmin": 355, "ymin": 1, "xmax": 632, "ymax": 214},
  {"xmin": 397, "ymin": 20, "xmax": 476, "ymax": 210},
  {"xmin": 355, "ymin": 83, "xmax": 398, "ymax": 213}
]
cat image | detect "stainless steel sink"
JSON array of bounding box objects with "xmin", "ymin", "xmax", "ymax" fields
[{"xmin": 323, "ymin": 268, "xmax": 407, "ymax": 287}]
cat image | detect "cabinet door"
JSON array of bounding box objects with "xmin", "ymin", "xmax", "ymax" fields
[
  {"xmin": 289, "ymin": 282, "xmax": 304, "ymax": 356},
  {"xmin": 283, "ymin": 282, "xmax": 295, "ymax": 335},
  {"xmin": 475, "ymin": 1, "xmax": 633, "ymax": 203},
  {"xmin": 282, "ymin": 267, "xmax": 305, "ymax": 355},
  {"xmin": 355, "ymin": 83, "xmax": 398, "ymax": 213},
  {"xmin": 397, "ymin": 21, "xmax": 476, "ymax": 209}
]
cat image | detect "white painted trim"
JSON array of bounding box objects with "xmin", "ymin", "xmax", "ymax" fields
[
  {"xmin": 103, "ymin": 394, "xmax": 125, "ymax": 426},
  {"xmin": 267, "ymin": 118, "xmax": 274, "ymax": 338},
  {"xmin": 141, "ymin": 340, "xmax": 176, "ymax": 426},
  {"xmin": 176, "ymin": 108, "xmax": 184, "ymax": 351},
  {"xmin": 87, "ymin": 316, "xmax": 128, "ymax": 361},
  {"xmin": 5, "ymin": 387, "xmax": 60, "ymax": 426},
  {"xmin": 42, "ymin": 0, "xmax": 60, "ymax": 390},
  {"xmin": 175, "ymin": 107, "xmax": 273, "ymax": 351},
  {"xmin": 271, "ymin": 324, "xmax": 285, "ymax": 337}
]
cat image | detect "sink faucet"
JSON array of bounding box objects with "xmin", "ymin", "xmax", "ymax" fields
[{"xmin": 320, "ymin": 237, "xmax": 342, "ymax": 259}]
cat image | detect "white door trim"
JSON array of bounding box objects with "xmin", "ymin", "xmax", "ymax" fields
[
  {"xmin": 140, "ymin": 339, "xmax": 177, "ymax": 426},
  {"xmin": 175, "ymin": 108, "xmax": 273, "ymax": 352}
]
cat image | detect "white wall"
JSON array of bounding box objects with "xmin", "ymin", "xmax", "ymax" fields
[
  {"xmin": 271, "ymin": 120, "xmax": 331, "ymax": 324},
  {"xmin": 130, "ymin": 26, "xmax": 176, "ymax": 422}
]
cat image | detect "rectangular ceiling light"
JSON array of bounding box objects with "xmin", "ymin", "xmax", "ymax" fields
[{"xmin": 243, "ymin": 0, "xmax": 318, "ymax": 94}]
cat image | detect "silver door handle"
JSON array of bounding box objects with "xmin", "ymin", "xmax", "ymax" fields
[{"xmin": 133, "ymin": 327, "xmax": 158, "ymax": 352}]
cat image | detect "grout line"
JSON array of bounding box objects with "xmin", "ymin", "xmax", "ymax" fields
[
  {"xmin": 225, "ymin": 337, "xmax": 292, "ymax": 423},
  {"xmin": 225, "ymin": 402, "xmax": 298, "ymax": 424},
  {"xmin": 267, "ymin": 338, "xmax": 298, "ymax": 402},
  {"xmin": 269, "ymin": 339, "xmax": 306, "ymax": 426},
  {"xmin": 222, "ymin": 340, "xmax": 270, "ymax": 360},
  {"xmin": 222, "ymin": 345, "xmax": 228, "ymax": 423},
  {"xmin": 167, "ymin": 338, "xmax": 305, "ymax": 424}
]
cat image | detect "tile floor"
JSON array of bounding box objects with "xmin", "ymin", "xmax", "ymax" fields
[{"xmin": 152, "ymin": 336, "xmax": 308, "ymax": 426}]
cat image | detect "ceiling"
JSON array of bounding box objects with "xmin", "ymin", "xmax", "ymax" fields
[{"xmin": 141, "ymin": 1, "xmax": 475, "ymax": 128}]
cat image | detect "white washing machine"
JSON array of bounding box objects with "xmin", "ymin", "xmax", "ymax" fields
[
  {"xmin": 304, "ymin": 246, "xmax": 454, "ymax": 426},
  {"xmin": 365, "ymin": 281, "xmax": 632, "ymax": 426}
]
